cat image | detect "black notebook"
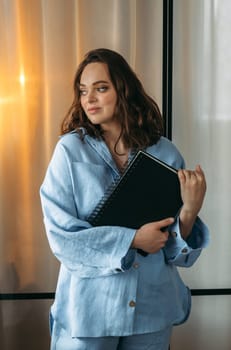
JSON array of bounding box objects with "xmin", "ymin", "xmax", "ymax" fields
[{"xmin": 88, "ymin": 150, "xmax": 183, "ymax": 230}]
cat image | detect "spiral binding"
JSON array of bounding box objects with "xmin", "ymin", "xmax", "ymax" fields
[
  {"xmin": 88, "ymin": 179, "xmax": 119, "ymax": 224},
  {"xmin": 88, "ymin": 151, "xmax": 143, "ymax": 226}
]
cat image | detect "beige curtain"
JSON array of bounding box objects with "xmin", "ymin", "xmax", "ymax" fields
[{"xmin": 0, "ymin": 0, "xmax": 163, "ymax": 293}]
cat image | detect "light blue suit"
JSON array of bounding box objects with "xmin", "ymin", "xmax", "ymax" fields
[{"xmin": 40, "ymin": 129, "xmax": 209, "ymax": 339}]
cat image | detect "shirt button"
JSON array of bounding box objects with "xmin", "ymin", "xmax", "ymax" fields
[
  {"xmin": 181, "ymin": 247, "xmax": 188, "ymax": 254},
  {"xmin": 133, "ymin": 263, "xmax": 139, "ymax": 269},
  {"xmin": 129, "ymin": 300, "xmax": 136, "ymax": 307}
]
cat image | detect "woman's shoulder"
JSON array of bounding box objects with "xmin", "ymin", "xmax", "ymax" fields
[
  {"xmin": 51, "ymin": 130, "xmax": 86, "ymax": 162},
  {"xmin": 146, "ymin": 137, "xmax": 185, "ymax": 169},
  {"xmin": 57, "ymin": 128, "xmax": 92, "ymax": 151},
  {"xmin": 54, "ymin": 128, "xmax": 98, "ymax": 163},
  {"xmin": 157, "ymin": 136, "xmax": 181, "ymax": 152},
  {"xmin": 58, "ymin": 129, "xmax": 83, "ymax": 147}
]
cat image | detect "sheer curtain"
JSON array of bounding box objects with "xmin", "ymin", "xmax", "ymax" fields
[
  {"xmin": 172, "ymin": 0, "xmax": 231, "ymax": 289},
  {"xmin": 171, "ymin": 1, "xmax": 231, "ymax": 349}
]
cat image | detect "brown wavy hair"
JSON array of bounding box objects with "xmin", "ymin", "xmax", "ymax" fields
[{"xmin": 61, "ymin": 48, "xmax": 164, "ymax": 150}]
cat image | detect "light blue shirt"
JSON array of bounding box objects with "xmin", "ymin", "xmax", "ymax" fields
[{"xmin": 40, "ymin": 129, "xmax": 209, "ymax": 337}]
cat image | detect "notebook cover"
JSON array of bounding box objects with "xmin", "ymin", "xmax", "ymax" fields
[{"xmin": 88, "ymin": 150, "xmax": 183, "ymax": 229}]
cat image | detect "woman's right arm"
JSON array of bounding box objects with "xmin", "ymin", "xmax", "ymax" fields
[{"xmin": 40, "ymin": 141, "xmax": 136, "ymax": 278}]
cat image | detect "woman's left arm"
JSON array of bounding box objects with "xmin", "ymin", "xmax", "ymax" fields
[
  {"xmin": 163, "ymin": 165, "xmax": 209, "ymax": 267},
  {"xmin": 147, "ymin": 138, "xmax": 210, "ymax": 267},
  {"xmin": 178, "ymin": 165, "xmax": 207, "ymax": 239}
]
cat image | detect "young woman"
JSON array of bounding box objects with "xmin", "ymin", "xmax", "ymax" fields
[{"xmin": 40, "ymin": 48, "xmax": 209, "ymax": 350}]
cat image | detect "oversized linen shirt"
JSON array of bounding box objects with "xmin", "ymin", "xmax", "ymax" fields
[{"xmin": 40, "ymin": 129, "xmax": 209, "ymax": 337}]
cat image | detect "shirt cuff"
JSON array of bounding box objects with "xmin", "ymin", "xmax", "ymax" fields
[{"xmin": 164, "ymin": 216, "xmax": 210, "ymax": 267}]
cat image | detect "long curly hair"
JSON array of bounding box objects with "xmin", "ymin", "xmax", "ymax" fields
[{"xmin": 61, "ymin": 48, "xmax": 163, "ymax": 150}]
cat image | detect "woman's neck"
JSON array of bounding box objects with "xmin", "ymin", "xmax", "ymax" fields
[
  {"xmin": 102, "ymin": 127, "xmax": 129, "ymax": 172},
  {"xmin": 102, "ymin": 125, "xmax": 126, "ymax": 154}
]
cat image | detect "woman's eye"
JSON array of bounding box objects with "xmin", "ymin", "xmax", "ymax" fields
[
  {"xmin": 97, "ymin": 86, "xmax": 108, "ymax": 92},
  {"xmin": 80, "ymin": 90, "xmax": 87, "ymax": 96}
]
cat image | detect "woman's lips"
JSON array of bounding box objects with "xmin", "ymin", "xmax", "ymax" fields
[{"xmin": 87, "ymin": 107, "xmax": 101, "ymax": 114}]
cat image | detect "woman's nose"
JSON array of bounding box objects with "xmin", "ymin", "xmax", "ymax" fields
[{"xmin": 87, "ymin": 90, "xmax": 97, "ymax": 102}]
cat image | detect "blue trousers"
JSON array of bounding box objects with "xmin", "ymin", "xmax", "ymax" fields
[{"xmin": 51, "ymin": 321, "xmax": 172, "ymax": 350}]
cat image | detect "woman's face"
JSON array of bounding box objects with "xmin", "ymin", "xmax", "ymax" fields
[{"xmin": 80, "ymin": 62, "xmax": 118, "ymax": 130}]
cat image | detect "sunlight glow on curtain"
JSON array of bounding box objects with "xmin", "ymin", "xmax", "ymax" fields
[{"xmin": 0, "ymin": 0, "xmax": 162, "ymax": 293}]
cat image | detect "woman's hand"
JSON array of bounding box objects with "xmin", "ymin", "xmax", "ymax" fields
[
  {"xmin": 178, "ymin": 165, "xmax": 207, "ymax": 238},
  {"xmin": 178, "ymin": 165, "xmax": 206, "ymax": 215},
  {"xmin": 132, "ymin": 217, "xmax": 174, "ymax": 254}
]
